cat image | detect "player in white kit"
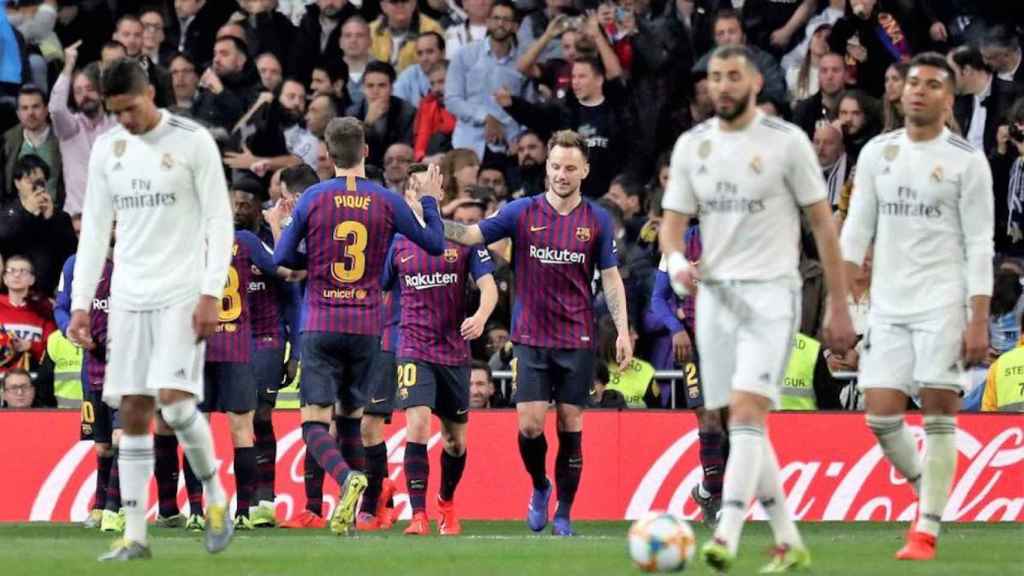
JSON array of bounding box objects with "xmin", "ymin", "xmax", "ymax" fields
[
  {"xmin": 659, "ymin": 46, "xmax": 856, "ymax": 573},
  {"xmin": 67, "ymin": 59, "xmax": 236, "ymax": 561},
  {"xmin": 840, "ymin": 53, "xmax": 994, "ymax": 561}
]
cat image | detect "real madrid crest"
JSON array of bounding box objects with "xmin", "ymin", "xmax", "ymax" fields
[
  {"xmin": 930, "ymin": 165, "xmax": 944, "ymax": 183},
  {"xmin": 575, "ymin": 227, "xmax": 591, "ymax": 242},
  {"xmin": 444, "ymin": 248, "xmax": 459, "ymax": 263},
  {"xmin": 883, "ymin": 144, "xmax": 899, "ymax": 161},
  {"xmin": 750, "ymin": 155, "xmax": 763, "ymax": 174},
  {"xmin": 113, "ymin": 140, "xmax": 126, "ymax": 157},
  {"xmin": 161, "ymin": 153, "xmax": 175, "ymax": 171},
  {"xmin": 698, "ymin": 140, "xmax": 711, "ymax": 159}
]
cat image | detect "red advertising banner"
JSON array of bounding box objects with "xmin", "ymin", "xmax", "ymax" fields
[{"xmin": 0, "ymin": 411, "xmax": 1020, "ymax": 523}]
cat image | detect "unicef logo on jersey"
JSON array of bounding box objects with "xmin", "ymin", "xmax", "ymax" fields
[
  {"xmin": 529, "ymin": 245, "xmax": 586, "ymax": 265},
  {"xmin": 404, "ymin": 272, "xmax": 459, "ymax": 290}
]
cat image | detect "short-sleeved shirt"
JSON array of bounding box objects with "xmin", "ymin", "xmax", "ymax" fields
[
  {"xmin": 478, "ymin": 195, "xmax": 618, "ymax": 349},
  {"xmin": 207, "ymin": 230, "xmax": 277, "ymax": 363}
]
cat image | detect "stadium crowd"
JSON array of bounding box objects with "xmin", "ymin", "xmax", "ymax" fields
[{"xmin": 0, "ymin": 0, "xmax": 1022, "ymax": 413}]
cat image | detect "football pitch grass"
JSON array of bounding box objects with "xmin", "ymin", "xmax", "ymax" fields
[{"xmin": 1, "ymin": 522, "xmax": 1019, "ymax": 575}]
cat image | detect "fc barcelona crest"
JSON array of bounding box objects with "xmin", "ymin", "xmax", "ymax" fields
[
  {"xmin": 444, "ymin": 248, "xmax": 459, "ymax": 263},
  {"xmin": 161, "ymin": 153, "xmax": 175, "ymax": 171},
  {"xmin": 113, "ymin": 140, "xmax": 126, "ymax": 157},
  {"xmin": 575, "ymin": 227, "xmax": 591, "ymax": 242}
]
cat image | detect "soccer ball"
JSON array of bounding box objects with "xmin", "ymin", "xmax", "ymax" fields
[{"xmin": 628, "ymin": 511, "xmax": 696, "ymax": 572}]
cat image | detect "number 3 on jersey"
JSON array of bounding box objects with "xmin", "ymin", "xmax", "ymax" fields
[
  {"xmin": 220, "ymin": 266, "xmax": 242, "ymax": 322},
  {"xmin": 332, "ymin": 221, "xmax": 368, "ymax": 283}
]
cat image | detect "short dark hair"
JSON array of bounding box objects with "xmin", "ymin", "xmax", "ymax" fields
[
  {"xmin": 364, "ymin": 60, "xmax": 396, "ymax": 84},
  {"xmin": 982, "ymin": 25, "xmax": 1020, "ymax": 51},
  {"xmin": 5, "ymin": 254, "xmax": 34, "ymax": 274},
  {"xmin": 547, "ymin": 129, "xmax": 589, "ymax": 161},
  {"xmin": 710, "ymin": 45, "xmax": 757, "ymax": 73},
  {"xmin": 114, "ymin": 14, "xmax": 142, "ymax": 31},
  {"xmin": 712, "ymin": 8, "xmax": 742, "ymax": 30},
  {"xmin": 325, "ymin": 117, "xmax": 366, "ymax": 169},
  {"xmin": 419, "ymin": 31, "xmax": 445, "ymax": 53},
  {"xmin": 908, "ymin": 51, "xmax": 957, "ymax": 92},
  {"xmin": 407, "ymin": 162, "xmax": 429, "ymax": 177},
  {"xmin": 2, "ymin": 368, "xmax": 33, "ymax": 388},
  {"xmin": 231, "ymin": 176, "xmax": 264, "ymax": 198},
  {"xmin": 100, "ymin": 58, "xmax": 151, "ymax": 97},
  {"xmin": 1007, "ymin": 97, "xmax": 1024, "ymax": 125},
  {"xmin": 312, "ymin": 93, "xmax": 340, "ymax": 116},
  {"xmin": 13, "ymin": 154, "xmax": 50, "ymax": 182},
  {"xmin": 316, "ymin": 58, "xmax": 349, "ymax": 85},
  {"xmin": 610, "ymin": 173, "xmax": 641, "ymax": 198},
  {"xmin": 470, "ymin": 359, "xmax": 492, "ymax": 381},
  {"xmin": 490, "ymin": 0, "xmax": 517, "ymax": 19},
  {"xmin": 950, "ymin": 45, "xmax": 992, "ymax": 75},
  {"xmin": 17, "ymin": 84, "xmax": 45, "ymax": 105},
  {"xmin": 425, "ymin": 60, "xmax": 449, "ymax": 76},
  {"xmin": 215, "ymin": 35, "xmax": 250, "ymax": 58},
  {"xmin": 280, "ymin": 164, "xmax": 320, "ymax": 195},
  {"xmin": 574, "ymin": 56, "xmax": 605, "ymax": 78},
  {"xmin": 169, "ymin": 51, "xmax": 196, "ymax": 70},
  {"xmin": 102, "ymin": 40, "xmax": 128, "ymax": 54}
]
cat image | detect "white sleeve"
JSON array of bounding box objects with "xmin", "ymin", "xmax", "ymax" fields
[
  {"xmin": 960, "ymin": 150, "xmax": 995, "ymax": 298},
  {"xmin": 662, "ymin": 135, "xmax": 697, "ymax": 215},
  {"xmin": 71, "ymin": 141, "xmax": 115, "ymax": 312},
  {"xmin": 839, "ymin": 147, "xmax": 878, "ymax": 267},
  {"xmin": 784, "ymin": 129, "xmax": 829, "ymax": 207},
  {"xmin": 194, "ymin": 130, "xmax": 234, "ymax": 298}
]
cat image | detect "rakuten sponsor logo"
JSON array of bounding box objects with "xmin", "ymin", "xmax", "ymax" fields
[
  {"xmin": 529, "ymin": 245, "xmax": 586, "ymax": 265},
  {"xmin": 404, "ymin": 272, "xmax": 459, "ymax": 290}
]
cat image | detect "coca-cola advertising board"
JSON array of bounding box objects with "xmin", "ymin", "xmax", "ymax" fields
[{"xmin": 1, "ymin": 411, "xmax": 1020, "ymax": 523}]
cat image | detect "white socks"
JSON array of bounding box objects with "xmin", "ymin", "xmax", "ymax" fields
[
  {"xmin": 756, "ymin": 438, "xmax": 804, "ymax": 550},
  {"xmin": 919, "ymin": 415, "xmax": 957, "ymax": 537},
  {"xmin": 118, "ymin": 434, "xmax": 153, "ymax": 544},
  {"xmin": 714, "ymin": 425, "xmax": 764, "ymax": 555},
  {"xmin": 866, "ymin": 414, "xmax": 922, "ymax": 494},
  {"xmin": 162, "ymin": 399, "xmax": 226, "ymax": 506}
]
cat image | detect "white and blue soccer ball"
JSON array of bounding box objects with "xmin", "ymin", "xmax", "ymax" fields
[{"xmin": 628, "ymin": 511, "xmax": 696, "ymax": 572}]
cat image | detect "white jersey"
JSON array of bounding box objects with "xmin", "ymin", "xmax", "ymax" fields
[
  {"xmin": 840, "ymin": 128, "xmax": 994, "ymax": 322},
  {"xmin": 662, "ymin": 111, "xmax": 827, "ymax": 283},
  {"xmin": 71, "ymin": 111, "xmax": 234, "ymax": 312}
]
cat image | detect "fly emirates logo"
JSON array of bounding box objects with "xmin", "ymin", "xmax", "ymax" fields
[
  {"xmin": 529, "ymin": 245, "xmax": 586, "ymax": 265},
  {"xmin": 404, "ymin": 272, "xmax": 459, "ymax": 290}
]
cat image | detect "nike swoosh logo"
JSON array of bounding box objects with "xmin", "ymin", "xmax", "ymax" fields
[
  {"xmin": 529, "ymin": 225, "xmax": 547, "ymax": 232},
  {"xmin": 265, "ymin": 388, "xmax": 277, "ymax": 395},
  {"xmin": 400, "ymin": 255, "xmax": 415, "ymax": 263},
  {"xmin": 371, "ymin": 397, "xmax": 388, "ymax": 404},
  {"xmin": 456, "ymin": 408, "xmax": 468, "ymax": 415}
]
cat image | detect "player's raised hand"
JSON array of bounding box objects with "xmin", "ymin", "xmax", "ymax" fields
[
  {"xmin": 962, "ymin": 318, "xmax": 989, "ymax": 365},
  {"xmin": 67, "ymin": 310, "xmax": 95, "ymax": 351},
  {"xmin": 823, "ymin": 300, "xmax": 857, "ymax": 355},
  {"xmin": 460, "ymin": 313, "xmax": 486, "ymax": 341},
  {"xmin": 192, "ymin": 295, "xmax": 220, "ymax": 342},
  {"xmin": 418, "ymin": 163, "xmax": 445, "ymax": 201},
  {"xmin": 615, "ymin": 331, "xmax": 633, "ymax": 371}
]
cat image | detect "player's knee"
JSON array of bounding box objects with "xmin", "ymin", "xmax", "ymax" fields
[
  {"xmin": 161, "ymin": 398, "xmax": 200, "ymax": 431},
  {"xmin": 255, "ymin": 405, "xmax": 273, "ymax": 423},
  {"xmin": 697, "ymin": 408, "xmax": 724, "ymax": 432},
  {"xmin": 95, "ymin": 443, "xmax": 114, "ymax": 457},
  {"xmin": 727, "ymin": 397, "xmax": 767, "ymax": 428},
  {"xmin": 518, "ymin": 421, "xmax": 545, "ymax": 438},
  {"xmin": 866, "ymin": 413, "xmax": 905, "ymax": 438},
  {"xmin": 153, "ymin": 412, "xmax": 174, "ymax": 435},
  {"xmin": 361, "ymin": 416, "xmax": 384, "ymax": 445}
]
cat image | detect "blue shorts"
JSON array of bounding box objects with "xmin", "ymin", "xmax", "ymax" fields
[
  {"xmin": 512, "ymin": 344, "xmax": 595, "ymax": 407},
  {"xmin": 299, "ymin": 331, "xmax": 378, "ymax": 409},
  {"xmin": 201, "ymin": 362, "xmax": 257, "ymax": 413},
  {"xmin": 396, "ymin": 359, "xmax": 470, "ymax": 423},
  {"xmin": 254, "ymin": 346, "xmax": 287, "ymax": 408},
  {"xmin": 364, "ymin": 350, "xmax": 397, "ymax": 420}
]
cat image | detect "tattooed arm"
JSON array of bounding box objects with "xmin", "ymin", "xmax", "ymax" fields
[
  {"xmin": 443, "ymin": 220, "xmax": 486, "ymax": 245},
  {"xmin": 600, "ymin": 266, "xmax": 633, "ymax": 370}
]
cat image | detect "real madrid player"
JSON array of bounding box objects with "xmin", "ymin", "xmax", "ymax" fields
[
  {"xmin": 67, "ymin": 59, "xmax": 235, "ymax": 560},
  {"xmin": 658, "ymin": 46, "xmax": 856, "ymax": 573},
  {"xmin": 840, "ymin": 52, "xmax": 994, "ymax": 561}
]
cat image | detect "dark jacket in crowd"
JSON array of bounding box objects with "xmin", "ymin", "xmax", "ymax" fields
[
  {"xmin": 0, "ymin": 200, "xmax": 76, "ymax": 295},
  {"xmin": 193, "ymin": 63, "xmax": 262, "ymax": 131},
  {"xmin": 1, "ymin": 125, "xmax": 63, "ymax": 210},
  {"xmin": 289, "ymin": 2, "xmax": 361, "ymax": 85},
  {"xmin": 348, "ymin": 96, "xmax": 416, "ymax": 168}
]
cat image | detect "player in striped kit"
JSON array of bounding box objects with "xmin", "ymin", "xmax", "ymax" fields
[
  {"xmin": 441, "ymin": 130, "xmax": 632, "ymax": 536},
  {"xmin": 273, "ymin": 117, "xmax": 446, "ymax": 535},
  {"xmin": 840, "ymin": 53, "xmax": 994, "ymax": 561},
  {"xmin": 384, "ymin": 165, "xmax": 498, "ymax": 536}
]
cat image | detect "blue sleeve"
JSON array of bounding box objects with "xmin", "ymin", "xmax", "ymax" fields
[
  {"xmin": 273, "ymin": 191, "xmax": 312, "ymax": 268},
  {"xmin": 387, "ymin": 191, "xmax": 445, "ymax": 255},
  {"xmin": 381, "ymin": 238, "xmax": 399, "ymax": 290},
  {"xmin": 238, "ymin": 230, "xmax": 277, "ymax": 275},
  {"xmin": 469, "ymin": 245, "xmax": 494, "ymax": 280},
  {"xmin": 650, "ymin": 270, "xmax": 685, "ymax": 334},
  {"xmin": 594, "ymin": 205, "xmax": 619, "ymax": 271},
  {"xmin": 477, "ymin": 198, "xmax": 527, "ymax": 244},
  {"xmin": 54, "ymin": 255, "xmax": 75, "ymax": 335}
]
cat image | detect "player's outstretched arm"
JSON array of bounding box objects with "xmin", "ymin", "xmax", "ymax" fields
[
  {"xmin": 393, "ymin": 165, "xmax": 446, "ymax": 255},
  {"xmin": 805, "ymin": 200, "xmax": 856, "ymax": 354},
  {"xmin": 462, "ymin": 273, "xmax": 497, "ymax": 341},
  {"xmin": 601, "ymin": 266, "xmax": 633, "ymax": 370},
  {"xmin": 443, "ymin": 220, "xmax": 485, "ymax": 246}
]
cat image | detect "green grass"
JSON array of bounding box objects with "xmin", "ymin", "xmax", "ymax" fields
[{"xmin": 0, "ymin": 522, "xmax": 1020, "ymax": 575}]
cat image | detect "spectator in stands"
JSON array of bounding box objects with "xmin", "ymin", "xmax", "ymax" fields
[
  {"xmin": 370, "ymin": 0, "xmax": 442, "ymax": 73},
  {"xmin": 836, "ymin": 88, "xmax": 881, "ymax": 169},
  {"xmin": 1, "ymin": 368, "xmax": 38, "ymax": 408},
  {"xmin": 412, "ymin": 60, "xmax": 455, "ymax": 161},
  {"xmin": 513, "ymin": 129, "xmax": 545, "ymax": 197},
  {"xmin": 446, "ymin": 0, "xmax": 492, "ymax": 58},
  {"xmin": 485, "ymin": 322, "xmax": 509, "ymax": 362},
  {"xmin": 52, "ymin": 0, "xmax": 113, "ymax": 71},
  {"xmin": 603, "ymin": 174, "xmax": 645, "ymax": 244},
  {"xmin": 194, "ymin": 36, "xmax": 262, "ymax": 130},
  {"xmin": 289, "ymin": 0, "xmax": 360, "ymax": 85},
  {"xmin": 741, "ymin": 0, "xmax": 817, "ymax": 58},
  {"xmin": 980, "ymin": 25, "xmax": 1024, "ymax": 85},
  {"xmin": 517, "ymin": 0, "xmax": 573, "ymax": 65},
  {"xmin": 99, "ymin": 39, "xmax": 126, "ymax": 69},
  {"xmin": 256, "ymin": 52, "xmax": 283, "ymax": 92},
  {"xmin": 0, "ymin": 156, "xmax": 75, "ymax": 294},
  {"xmin": 950, "ymin": 45, "xmax": 1022, "ymax": 157},
  {"xmin": 445, "ymin": 0, "xmax": 529, "ymax": 160},
  {"xmin": 477, "ymin": 163, "xmax": 509, "ymax": 203},
  {"xmin": 49, "ymin": 42, "xmax": 114, "ymax": 216},
  {"xmin": 981, "ymin": 316, "xmax": 1024, "ymax": 412},
  {"xmin": 597, "ymin": 314, "xmax": 656, "ymax": 408},
  {"xmin": 2, "ymin": 84, "xmax": 62, "ymax": 208},
  {"xmin": 785, "ymin": 23, "xmax": 832, "ymax": 103},
  {"xmin": 393, "ymin": 31, "xmax": 445, "ymax": 108},
  {"xmin": 140, "ymin": 8, "xmax": 174, "ymax": 67},
  {"xmin": 382, "ymin": 142, "xmax": 414, "ymax": 191},
  {"xmin": 780, "ymin": 0, "xmax": 845, "ymax": 74},
  {"xmin": 469, "ymin": 360, "xmax": 498, "ymax": 408},
  {"xmin": 814, "ymin": 122, "xmax": 846, "ymax": 209},
  {"xmin": 217, "ymin": 20, "xmax": 249, "ymax": 44},
  {"xmin": 0, "ymin": 255, "xmax": 55, "ymax": 372},
  {"xmin": 589, "ymin": 361, "xmax": 628, "ymax": 408},
  {"xmin": 238, "ymin": 0, "xmax": 297, "ymax": 69},
  {"xmin": 348, "ymin": 61, "xmax": 415, "ymax": 168},
  {"xmin": 692, "ymin": 9, "xmax": 787, "ymax": 105},
  {"xmin": 439, "ymin": 147, "xmax": 479, "ymax": 214},
  {"xmin": 315, "ymin": 139, "xmax": 334, "ymax": 181},
  {"xmin": 6, "ymin": 0, "xmax": 59, "ymax": 90},
  {"xmin": 988, "ymin": 268, "xmax": 1024, "ymax": 362},
  {"xmin": 828, "ymin": 0, "xmax": 911, "ymax": 98},
  {"xmin": 793, "ymin": 52, "xmax": 847, "ymax": 138},
  {"xmin": 309, "ymin": 59, "xmax": 353, "ymax": 115},
  {"xmin": 233, "ymin": 78, "xmax": 318, "ymax": 170},
  {"xmin": 881, "ymin": 61, "xmax": 907, "ymax": 132},
  {"xmin": 997, "ymin": 98, "xmax": 1024, "ymax": 257},
  {"xmin": 341, "ymin": 16, "xmax": 374, "ymax": 109},
  {"xmin": 780, "ymin": 333, "xmax": 841, "ymax": 410},
  {"xmin": 168, "ymin": 0, "xmax": 231, "ymax": 66},
  {"xmin": 305, "ymin": 93, "xmax": 338, "ymax": 139},
  {"xmin": 827, "ymin": 248, "xmax": 871, "ymax": 375},
  {"xmin": 168, "ymin": 52, "xmax": 200, "ymax": 116},
  {"xmin": 114, "ymin": 14, "xmax": 172, "ymax": 107}
]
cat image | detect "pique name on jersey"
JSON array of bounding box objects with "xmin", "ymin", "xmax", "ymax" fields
[
  {"xmin": 529, "ymin": 244, "xmax": 587, "ymax": 265},
  {"xmin": 404, "ymin": 271, "xmax": 459, "ymax": 290},
  {"xmin": 333, "ymin": 194, "xmax": 372, "ymax": 210}
]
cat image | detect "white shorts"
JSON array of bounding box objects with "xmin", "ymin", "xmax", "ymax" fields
[
  {"xmin": 695, "ymin": 280, "xmax": 801, "ymax": 410},
  {"xmin": 103, "ymin": 298, "xmax": 206, "ymax": 407},
  {"xmin": 858, "ymin": 307, "xmax": 967, "ymax": 395}
]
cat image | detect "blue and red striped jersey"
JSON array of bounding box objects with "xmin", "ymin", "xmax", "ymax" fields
[
  {"xmin": 384, "ymin": 237, "xmax": 493, "ymax": 365},
  {"xmin": 273, "ymin": 175, "xmax": 445, "ymax": 336},
  {"xmin": 478, "ymin": 195, "xmax": 617, "ymax": 349},
  {"xmin": 247, "ymin": 226, "xmax": 289, "ymax": 350},
  {"xmin": 85, "ymin": 259, "xmax": 113, "ymax": 391},
  {"xmin": 207, "ymin": 230, "xmax": 277, "ymax": 363},
  {"xmin": 380, "ymin": 282, "xmax": 401, "ymax": 353}
]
